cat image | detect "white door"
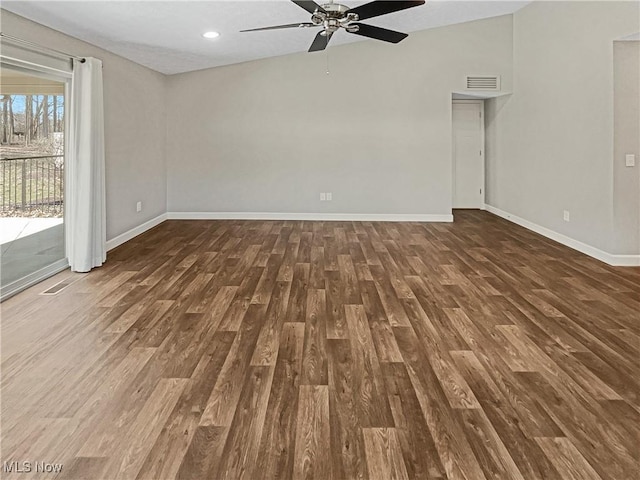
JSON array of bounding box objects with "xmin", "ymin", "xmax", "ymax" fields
[{"xmin": 452, "ymin": 102, "xmax": 484, "ymax": 208}]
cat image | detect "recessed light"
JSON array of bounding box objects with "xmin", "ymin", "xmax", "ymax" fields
[{"xmin": 202, "ymin": 31, "xmax": 220, "ymax": 39}]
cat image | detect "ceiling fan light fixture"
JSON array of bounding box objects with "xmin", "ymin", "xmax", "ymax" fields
[{"xmin": 202, "ymin": 31, "xmax": 220, "ymax": 39}]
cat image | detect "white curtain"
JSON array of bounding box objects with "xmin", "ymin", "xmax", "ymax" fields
[{"xmin": 66, "ymin": 57, "xmax": 106, "ymax": 272}]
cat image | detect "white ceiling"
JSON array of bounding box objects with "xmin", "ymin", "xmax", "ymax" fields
[{"xmin": 2, "ymin": 0, "xmax": 531, "ymax": 75}]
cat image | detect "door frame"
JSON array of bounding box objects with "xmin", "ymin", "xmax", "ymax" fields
[{"xmin": 452, "ymin": 99, "xmax": 485, "ymax": 209}]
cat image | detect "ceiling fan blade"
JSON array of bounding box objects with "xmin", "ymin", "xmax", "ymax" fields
[
  {"xmin": 347, "ymin": 1, "xmax": 425, "ymax": 21},
  {"xmin": 241, "ymin": 22, "xmax": 318, "ymax": 32},
  {"xmin": 347, "ymin": 23, "xmax": 408, "ymax": 43},
  {"xmin": 291, "ymin": 0, "xmax": 327, "ymax": 15},
  {"xmin": 309, "ymin": 31, "xmax": 333, "ymax": 52}
]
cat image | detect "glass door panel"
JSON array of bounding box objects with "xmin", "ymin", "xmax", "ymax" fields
[{"xmin": 0, "ymin": 65, "xmax": 67, "ymax": 298}]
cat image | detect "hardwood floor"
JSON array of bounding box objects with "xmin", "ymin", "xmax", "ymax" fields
[{"xmin": 1, "ymin": 210, "xmax": 638, "ymax": 480}]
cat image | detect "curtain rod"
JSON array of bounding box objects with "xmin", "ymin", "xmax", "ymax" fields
[{"xmin": 0, "ymin": 32, "xmax": 86, "ymax": 63}]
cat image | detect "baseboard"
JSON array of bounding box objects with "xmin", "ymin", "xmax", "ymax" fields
[
  {"xmin": 485, "ymin": 204, "xmax": 640, "ymax": 267},
  {"xmin": 166, "ymin": 212, "xmax": 453, "ymax": 222},
  {"xmin": 0, "ymin": 258, "xmax": 69, "ymax": 302},
  {"xmin": 609, "ymin": 255, "xmax": 640, "ymax": 267},
  {"xmin": 106, "ymin": 213, "xmax": 168, "ymax": 251}
]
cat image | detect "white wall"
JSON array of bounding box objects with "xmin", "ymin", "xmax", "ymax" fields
[
  {"xmin": 1, "ymin": 10, "xmax": 167, "ymax": 241},
  {"xmin": 485, "ymin": 1, "xmax": 640, "ymax": 253},
  {"xmin": 166, "ymin": 15, "xmax": 513, "ymax": 218},
  {"xmin": 613, "ymin": 41, "xmax": 640, "ymax": 255}
]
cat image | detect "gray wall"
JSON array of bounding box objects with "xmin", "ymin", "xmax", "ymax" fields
[
  {"xmin": 613, "ymin": 41, "xmax": 640, "ymax": 255},
  {"xmin": 166, "ymin": 15, "xmax": 513, "ymax": 216},
  {"xmin": 6, "ymin": 3, "xmax": 637, "ymax": 260},
  {"xmin": 1, "ymin": 10, "xmax": 167, "ymax": 241},
  {"xmin": 485, "ymin": 1, "xmax": 640, "ymax": 253}
]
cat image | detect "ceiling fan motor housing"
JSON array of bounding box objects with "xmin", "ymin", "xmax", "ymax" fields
[{"xmin": 312, "ymin": 3, "xmax": 359, "ymax": 32}]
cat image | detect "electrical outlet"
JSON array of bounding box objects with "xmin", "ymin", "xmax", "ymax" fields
[
  {"xmin": 626, "ymin": 154, "xmax": 636, "ymax": 167},
  {"xmin": 563, "ymin": 210, "xmax": 570, "ymax": 222},
  {"xmin": 320, "ymin": 193, "xmax": 326, "ymax": 201},
  {"xmin": 136, "ymin": 201, "xmax": 142, "ymax": 213},
  {"xmin": 326, "ymin": 192, "xmax": 332, "ymax": 201}
]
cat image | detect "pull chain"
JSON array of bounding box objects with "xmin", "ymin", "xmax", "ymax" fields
[{"xmin": 326, "ymin": 47, "xmax": 330, "ymax": 75}]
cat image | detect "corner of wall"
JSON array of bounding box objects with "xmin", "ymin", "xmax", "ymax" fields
[
  {"xmin": 162, "ymin": 72, "xmax": 170, "ymax": 217},
  {"xmin": 487, "ymin": 0, "xmax": 640, "ymax": 263}
]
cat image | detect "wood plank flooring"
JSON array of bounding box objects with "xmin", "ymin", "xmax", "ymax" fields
[{"xmin": 1, "ymin": 210, "xmax": 639, "ymax": 480}]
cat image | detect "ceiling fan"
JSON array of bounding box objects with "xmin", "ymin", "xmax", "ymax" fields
[{"xmin": 241, "ymin": 1, "xmax": 426, "ymax": 52}]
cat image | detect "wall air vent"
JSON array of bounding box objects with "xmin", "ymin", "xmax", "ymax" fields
[{"xmin": 466, "ymin": 75, "xmax": 501, "ymax": 91}]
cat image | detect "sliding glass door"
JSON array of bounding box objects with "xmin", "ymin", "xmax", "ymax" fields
[{"xmin": 0, "ymin": 64, "xmax": 68, "ymax": 299}]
